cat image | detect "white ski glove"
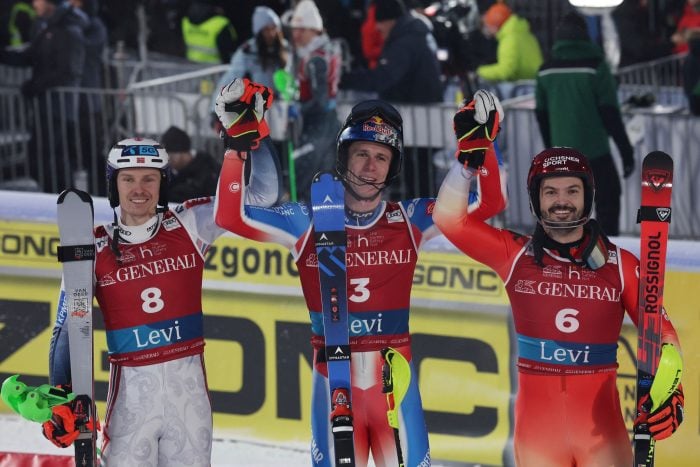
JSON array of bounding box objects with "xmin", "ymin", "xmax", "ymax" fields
[
  {"xmin": 472, "ymin": 89, "xmax": 505, "ymax": 125},
  {"xmin": 214, "ymin": 78, "xmax": 273, "ymax": 150},
  {"xmin": 453, "ymin": 89, "xmax": 504, "ymax": 169}
]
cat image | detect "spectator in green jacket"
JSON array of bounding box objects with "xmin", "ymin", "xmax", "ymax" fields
[
  {"xmin": 535, "ymin": 11, "xmax": 635, "ymax": 237},
  {"xmin": 476, "ymin": 3, "xmax": 543, "ymax": 82}
]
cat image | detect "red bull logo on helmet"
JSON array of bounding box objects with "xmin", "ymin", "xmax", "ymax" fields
[
  {"xmin": 361, "ymin": 116, "xmax": 399, "ymax": 147},
  {"xmin": 362, "ymin": 116, "xmax": 395, "ymax": 136}
]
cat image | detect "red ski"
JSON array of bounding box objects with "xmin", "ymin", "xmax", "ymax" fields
[{"xmin": 633, "ymin": 151, "xmax": 673, "ymax": 467}]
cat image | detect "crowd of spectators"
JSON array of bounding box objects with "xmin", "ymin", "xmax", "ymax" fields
[
  {"xmin": 0, "ymin": 0, "xmax": 698, "ymax": 199},
  {"xmin": 2, "ymin": 1, "xmax": 696, "ymax": 87}
]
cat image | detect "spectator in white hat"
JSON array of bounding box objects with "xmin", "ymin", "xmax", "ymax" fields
[
  {"xmin": 287, "ymin": 0, "xmax": 342, "ymax": 202},
  {"xmin": 211, "ymin": 6, "xmax": 291, "ymax": 125}
]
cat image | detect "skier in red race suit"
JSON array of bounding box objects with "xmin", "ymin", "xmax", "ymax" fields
[
  {"xmin": 434, "ymin": 90, "xmax": 685, "ymax": 466},
  {"xmin": 44, "ymin": 137, "xmax": 279, "ymax": 464},
  {"xmin": 211, "ymin": 78, "xmax": 506, "ymax": 466}
]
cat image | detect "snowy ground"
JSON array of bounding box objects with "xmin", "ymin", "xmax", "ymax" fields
[
  {"xmin": 1, "ymin": 414, "xmax": 450, "ymax": 466},
  {"xmin": 0, "ymin": 414, "xmax": 458, "ymax": 466},
  {"xmin": 0, "ymin": 413, "xmax": 313, "ymax": 466}
]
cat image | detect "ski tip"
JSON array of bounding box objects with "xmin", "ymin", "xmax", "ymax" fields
[
  {"xmin": 312, "ymin": 170, "xmax": 341, "ymax": 183},
  {"xmin": 57, "ymin": 188, "xmax": 95, "ymax": 207},
  {"xmin": 643, "ymin": 151, "xmax": 673, "ymax": 167}
]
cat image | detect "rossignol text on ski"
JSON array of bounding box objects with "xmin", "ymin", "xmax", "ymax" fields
[{"xmin": 633, "ymin": 151, "xmax": 680, "ymax": 467}]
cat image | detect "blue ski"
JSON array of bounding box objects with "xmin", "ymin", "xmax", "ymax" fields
[{"xmin": 310, "ymin": 171, "xmax": 355, "ymax": 466}]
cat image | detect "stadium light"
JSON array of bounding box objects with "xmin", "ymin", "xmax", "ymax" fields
[{"xmin": 568, "ymin": 0, "xmax": 623, "ymax": 13}]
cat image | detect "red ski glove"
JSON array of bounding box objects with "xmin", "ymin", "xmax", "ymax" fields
[
  {"xmin": 453, "ymin": 89, "xmax": 503, "ymax": 170},
  {"xmin": 41, "ymin": 391, "xmax": 100, "ymax": 448},
  {"xmin": 214, "ymin": 78, "xmax": 274, "ymax": 151},
  {"xmin": 42, "ymin": 404, "xmax": 80, "ymax": 448},
  {"xmin": 635, "ymin": 385, "xmax": 684, "ymax": 441}
]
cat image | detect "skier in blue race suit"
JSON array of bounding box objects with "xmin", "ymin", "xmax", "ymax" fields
[{"xmin": 212, "ymin": 78, "xmax": 508, "ymax": 466}]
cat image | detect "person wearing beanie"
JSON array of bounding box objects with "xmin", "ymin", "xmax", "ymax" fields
[
  {"xmin": 211, "ymin": 5, "xmax": 290, "ymax": 117},
  {"xmin": 374, "ymin": 0, "xmax": 406, "ymax": 22},
  {"xmin": 160, "ymin": 126, "xmax": 221, "ymax": 203},
  {"xmin": 535, "ymin": 11, "xmax": 635, "ymax": 236},
  {"xmin": 252, "ymin": 5, "xmax": 279, "ymax": 36},
  {"xmin": 553, "ymin": 9, "xmax": 590, "ymax": 41},
  {"xmin": 482, "ymin": 2, "xmax": 511, "ymax": 32},
  {"xmin": 476, "ymin": 2, "xmax": 543, "ymax": 82},
  {"xmin": 287, "ymin": 0, "xmax": 342, "ymax": 202},
  {"xmin": 289, "ymin": 0, "xmax": 324, "ymax": 31}
]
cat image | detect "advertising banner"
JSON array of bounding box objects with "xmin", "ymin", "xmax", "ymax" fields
[{"xmin": 1, "ymin": 217, "xmax": 697, "ymax": 466}]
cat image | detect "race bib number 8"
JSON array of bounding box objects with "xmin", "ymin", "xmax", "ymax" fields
[{"xmin": 141, "ymin": 287, "xmax": 165, "ymax": 314}]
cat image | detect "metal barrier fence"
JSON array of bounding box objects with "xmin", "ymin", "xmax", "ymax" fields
[
  {"xmin": 617, "ymin": 52, "xmax": 687, "ymax": 88},
  {"xmin": 502, "ymin": 95, "xmax": 700, "ymax": 238},
  {"xmin": 1, "ymin": 53, "xmax": 698, "ymax": 237},
  {"xmin": 0, "ymin": 86, "xmax": 195, "ymax": 194},
  {"xmin": 0, "ymin": 64, "xmax": 32, "ymax": 87},
  {"xmin": 123, "ymin": 62, "xmax": 228, "ymax": 94},
  {"xmin": 0, "ymin": 55, "xmax": 213, "ymax": 90}
]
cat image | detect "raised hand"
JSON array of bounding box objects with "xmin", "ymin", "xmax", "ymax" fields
[
  {"xmin": 214, "ymin": 78, "xmax": 274, "ymax": 151},
  {"xmin": 453, "ymin": 90, "xmax": 504, "ymax": 170}
]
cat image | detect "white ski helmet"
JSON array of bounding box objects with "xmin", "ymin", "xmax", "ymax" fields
[{"xmin": 106, "ymin": 137, "xmax": 170, "ymax": 208}]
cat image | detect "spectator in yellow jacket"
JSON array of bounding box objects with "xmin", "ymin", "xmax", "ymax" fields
[{"xmin": 477, "ymin": 3, "xmax": 543, "ymax": 82}]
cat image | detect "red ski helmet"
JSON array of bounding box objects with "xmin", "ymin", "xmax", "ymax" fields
[
  {"xmin": 336, "ymin": 99, "xmax": 403, "ymax": 186},
  {"xmin": 527, "ymin": 147, "xmax": 595, "ymax": 228}
]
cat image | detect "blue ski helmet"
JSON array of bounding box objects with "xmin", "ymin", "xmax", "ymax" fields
[{"xmin": 336, "ymin": 99, "xmax": 403, "ymax": 185}]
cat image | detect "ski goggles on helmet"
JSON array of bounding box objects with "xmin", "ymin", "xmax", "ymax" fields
[
  {"xmin": 344, "ymin": 99, "xmax": 403, "ymax": 135},
  {"xmin": 107, "ymin": 138, "xmax": 169, "ymax": 171},
  {"xmin": 340, "ymin": 100, "xmax": 404, "ymax": 153}
]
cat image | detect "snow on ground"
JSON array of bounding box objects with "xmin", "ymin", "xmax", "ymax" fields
[
  {"xmin": 0, "ymin": 414, "xmax": 312, "ymax": 466},
  {"xmin": 1, "ymin": 414, "xmax": 424, "ymax": 466}
]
